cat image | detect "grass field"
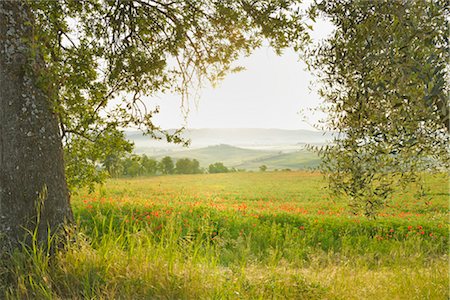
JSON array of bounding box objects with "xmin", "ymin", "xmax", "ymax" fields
[{"xmin": 2, "ymin": 172, "xmax": 448, "ymax": 299}]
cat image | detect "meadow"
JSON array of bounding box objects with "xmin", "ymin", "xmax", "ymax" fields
[{"xmin": 2, "ymin": 171, "xmax": 448, "ymax": 299}]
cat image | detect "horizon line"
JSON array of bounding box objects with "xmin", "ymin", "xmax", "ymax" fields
[{"xmin": 124, "ymin": 127, "xmax": 326, "ymax": 132}]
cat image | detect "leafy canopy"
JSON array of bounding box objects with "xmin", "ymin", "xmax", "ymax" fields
[
  {"xmin": 208, "ymin": 162, "xmax": 229, "ymax": 174},
  {"xmin": 28, "ymin": 0, "xmax": 308, "ymax": 190},
  {"xmin": 308, "ymin": 0, "xmax": 449, "ymax": 216}
]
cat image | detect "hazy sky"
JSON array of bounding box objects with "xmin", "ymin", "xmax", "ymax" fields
[{"xmin": 149, "ymin": 17, "xmax": 334, "ymax": 131}]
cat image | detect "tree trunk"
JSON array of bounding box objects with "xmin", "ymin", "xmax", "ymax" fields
[{"xmin": 0, "ymin": 1, "xmax": 73, "ymax": 250}]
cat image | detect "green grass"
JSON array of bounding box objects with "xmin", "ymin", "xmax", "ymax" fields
[
  {"xmin": 235, "ymin": 150, "xmax": 320, "ymax": 170},
  {"xmin": 1, "ymin": 172, "xmax": 448, "ymax": 299}
]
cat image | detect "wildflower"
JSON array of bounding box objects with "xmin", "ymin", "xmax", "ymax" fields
[
  {"xmin": 389, "ymin": 229, "xmax": 394, "ymax": 233},
  {"xmin": 419, "ymin": 231, "xmax": 425, "ymax": 235},
  {"xmin": 407, "ymin": 226, "xmax": 413, "ymax": 231},
  {"xmin": 299, "ymin": 226, "xmax": 305, "ymax": 230},
  {"xmin": 417, "ymin": 225, "xmax": 423, "ymax": 230}
]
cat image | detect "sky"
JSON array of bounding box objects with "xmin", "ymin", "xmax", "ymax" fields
[{"xmin": 148, "ymin": 16, "xmax": 334, "ymax": 131}]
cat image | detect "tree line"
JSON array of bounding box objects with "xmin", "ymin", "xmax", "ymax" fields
[{"xmin": 104, "ymin": 155, "xmax": 236, "ymax": 177}]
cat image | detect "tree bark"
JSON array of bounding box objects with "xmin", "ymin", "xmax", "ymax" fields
[{"xmin": 0, "ymin": 1, "xmax": 73, "ymax": 250}]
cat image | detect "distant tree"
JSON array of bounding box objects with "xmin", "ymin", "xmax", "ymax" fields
[
  {"xmin": 176, "ymin": 158, "xmax": 203, "ymax": 174},
  {"xmin": 259, "ymin": 165, "xmax": 268, "ymax": 172},
  {"xmin": 121, "ymin": 157, "xmax": 131, "ymax": 176},
  {"xmin": 141, "ymin": 155, "xmax": 158, "ymax": 175},
  {"xmin": 126, "ymin": 161, "xmax": 143, "ymax": 177},
  {"xmin": 122, "ymin": 155, "xmax": 145, "ymax": 177},
  {"xmin": 101, "ymin": 132, "xmax": 134, "ymax": 179},
  {"xmin": 175, "ymin": 158, "xmax": 192, "ymax": 174},
  {"xmin": 208, "ymin": 162, "xmax": 229, "ymax": 174},
  {"xmin": 160, "ymin": 157, "xmax": 175, "ymax": 175},
  {"xmin": 191, "ymin": 159, "xmax": 202, "ymax": 174},
  {"xmin": 103, "ymin": 154, "xmax": 124, "ymax": 178}
]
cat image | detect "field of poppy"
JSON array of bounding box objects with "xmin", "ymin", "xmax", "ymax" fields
[{"xmin": 4, "ymin": 171, "xmax": 448, "ymax": 299}]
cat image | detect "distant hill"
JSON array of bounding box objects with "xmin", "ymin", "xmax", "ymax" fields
[
  {"xmin": 126, "ymin": 128, "xmax": 327, "ymax": 170},
  {"xmin": 152, "ymin": 144, "xmax": 320, "ymax": 171},
  {"xmin": 153, "ymin": 144, "xmax": 276, "ymax": 167},
  {"xmin": 126, "ymin": 128, "xmax": 332, "ymax": 152}
]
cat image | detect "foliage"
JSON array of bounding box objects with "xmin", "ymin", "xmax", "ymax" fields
[
  {"xmin": 259, "ymin": 164, "xmax": 268, "ymax": 172},
  {"xmin": 27, "ymin": 0, "xmax": 309, "ymax": 190},
  {"xmin": 175, "ymin": 158, "xmax": 202, "ymax": 174},
  {"xmin": 65, "ymin": 130, "xmax": 133, "ymax": 191},
  {"xmin": 208, "ymin": 162, "xmax": 230, "ymax": 174},
  {"xmin": 141, "ymin": 155, "xmax": 159, "ymax": 174},
  {"xmin": 121, "ymin": 155, "xmax": 144, "ymax": 177},
  {"xmin": 116, "ymin": 154, "xmax": 159, "ymax": 177},
  {"xmin": 307, "ymin": 0, "xmax": 450, "ymax": 216},
  {"xmin": 159, "ymin": 156, "xmax": 175, "ymax": 175}
]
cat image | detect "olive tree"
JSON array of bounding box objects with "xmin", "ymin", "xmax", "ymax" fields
[{"xmin": 308, "ymin": 0, "xmax": 449, "ymax": 216}]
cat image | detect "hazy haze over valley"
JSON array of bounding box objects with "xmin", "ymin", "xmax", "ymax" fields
[
  {"xmin": 126, "ymin": 128, "xmax": 331, "ymax": 170},
  {"xmin": 127, "ymin": 128, "xmax": 332, "ymax": 153}
]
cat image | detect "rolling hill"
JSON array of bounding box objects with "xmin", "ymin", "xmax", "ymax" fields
[
  {"xmin": 153, "ymin": 144, "xmax": 276, "ymax": 167},
  {"xmin": 127, "ymin": 128, "xmax": 332, "ymax": 151},
  {"xmin": 235, "ymin": 150, "xmax": 320, "ymax": 170},
  {"xmin": 126, "ymin": 128, "xmax": 326, "ymax": 170},
  {"xmin": 153, "ymin": 144, "xmax": 320, "ymax": 171}
]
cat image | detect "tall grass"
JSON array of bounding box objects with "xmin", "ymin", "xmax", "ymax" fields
[{"xmin": 1, "ymin": 172, "xmax": 448, "ymax": 299}]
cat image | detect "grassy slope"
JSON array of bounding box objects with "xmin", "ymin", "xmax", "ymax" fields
[
  {"xmin": 235, "ymin": 150, "xmax": 320, "ymax": 170},
  {"xmin": 154, "ymin": 144, "xmax": 276, "ymax": 167},
  {"xmin": 2, "ymin": 172, "xmax": 448, "ymax": 299},
  {"xmin": 154, "ymin": 144, "xmax": 319, "ymax": 170}
]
